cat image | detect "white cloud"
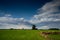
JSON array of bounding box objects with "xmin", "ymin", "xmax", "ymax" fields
[
  {"xmin": 0, "ymin": 15, "xmax": 32, "ymax": 29},
  {"xmin": 0, "ymin": 23, "xmax": 31, "ymax": 29},
  {"xmin": 4, "ymin": 14, "xmax": 12, "ymax": 17},
  {"xmin": 29, "ymin": 0, "xmax": 60, "ymax": 29},
  {"xmin": 38, "ymin": 26, "xmax": 49, "ymax": 29}
]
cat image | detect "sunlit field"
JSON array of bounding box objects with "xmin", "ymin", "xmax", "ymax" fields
[{"xmin": 0, "ymin": 30, "xmax": 60, "ymax": 40}]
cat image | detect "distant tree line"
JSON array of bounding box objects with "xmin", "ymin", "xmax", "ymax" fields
[
  {"xmin": 9, "ymin": 25, "xmax": 59, "ymax": 30},
  {"xmin": 48, "ymin": 28, "xmax": 59, "ymax": 30}
]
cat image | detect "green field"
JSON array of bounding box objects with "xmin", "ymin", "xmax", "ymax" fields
[{"xmin": 0, "ymin": 30, "xmax": 60, "ymax": 40}]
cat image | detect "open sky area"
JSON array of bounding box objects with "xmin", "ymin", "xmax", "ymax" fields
[{"xmin": 0, "ymin": 0, "xmax": 60, "ymax": 29}]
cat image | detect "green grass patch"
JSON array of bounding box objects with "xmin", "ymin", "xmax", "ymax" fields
[
  {"xmin": 0, "ymin": 30, "xmax": 60, "ymax": 40},
  {"xmin": 0, "ymin": 30, "xmax": 45, "ymax": 40},
  {"xmin": 48, "ymin": 34, "xmax": 60, "ymax": 40}
]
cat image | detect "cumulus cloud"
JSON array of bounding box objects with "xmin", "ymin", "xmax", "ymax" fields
[
  {"xmin": 4, "ymin": 14, "xmax": 12, "ymax": 17},
  {"xmin": 38, "ymin": 26, "xmax": 49, "ymax": 29},
  {"xmin": 29, "ymin": 0, "xmax": 60, "ymax": 29},
  {"xmin": 0, "ymin": 23, "xmax": 31, "ymax": 29},
  {"xmin": 0, "ymin": 14, "xmax": 32, "ymax": 29}
]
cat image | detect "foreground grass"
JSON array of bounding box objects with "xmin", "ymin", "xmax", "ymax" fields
[
  {"xmin": 0, "ymin": 30, "xmax": 45, "ymax": 40},
  {"xmin": 0, "ymin": 30, "xmax": 60, "ymax": 40}
]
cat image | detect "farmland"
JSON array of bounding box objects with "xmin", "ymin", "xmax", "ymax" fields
[{"xmin": 0, "ymin": 30, "xmax": 60, "ymax": 40}]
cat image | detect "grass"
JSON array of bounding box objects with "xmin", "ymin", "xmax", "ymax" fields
[
  {"xmin": 0, "ymin": 30, "xmax": 45, "ymax": 40},
  {"xmin": 0, "ymin": 29, "xmax": 60, "ymax": 40},
  {"xmin": 48, "ymin": 34, "xmax": 60, "ymax": 40}
]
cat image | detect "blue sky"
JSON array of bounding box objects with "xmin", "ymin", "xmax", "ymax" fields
[
  {"xmin": 0, "ymin": 0, "xmax": 60, "ymax": 29},
  {"xmin": 0, "ymin": 0, "xmax": 51, "ymax": 19}
]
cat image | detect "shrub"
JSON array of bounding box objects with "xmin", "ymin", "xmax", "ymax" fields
[
  {"xmin": 10, "ymin": 28, "xmax": 14, "ymax": 30},
  {"xmin": 49, "ymin": 28, "xmax": 59, "ymax": 30}
]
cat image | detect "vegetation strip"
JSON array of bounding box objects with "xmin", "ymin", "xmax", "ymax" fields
[{"xmin": 40, "ymin": 32, "xmax": 60, "ymax": 40}]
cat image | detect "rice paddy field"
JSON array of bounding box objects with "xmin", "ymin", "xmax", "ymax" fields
[{"xmin": 0, "ymin": 30, "xmax": 60, "ymax": 40}]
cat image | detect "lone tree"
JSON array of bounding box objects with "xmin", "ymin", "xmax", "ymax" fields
[{"xmin": 32, "ymin": 25, "xmax": 37, "ymax": 30}]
